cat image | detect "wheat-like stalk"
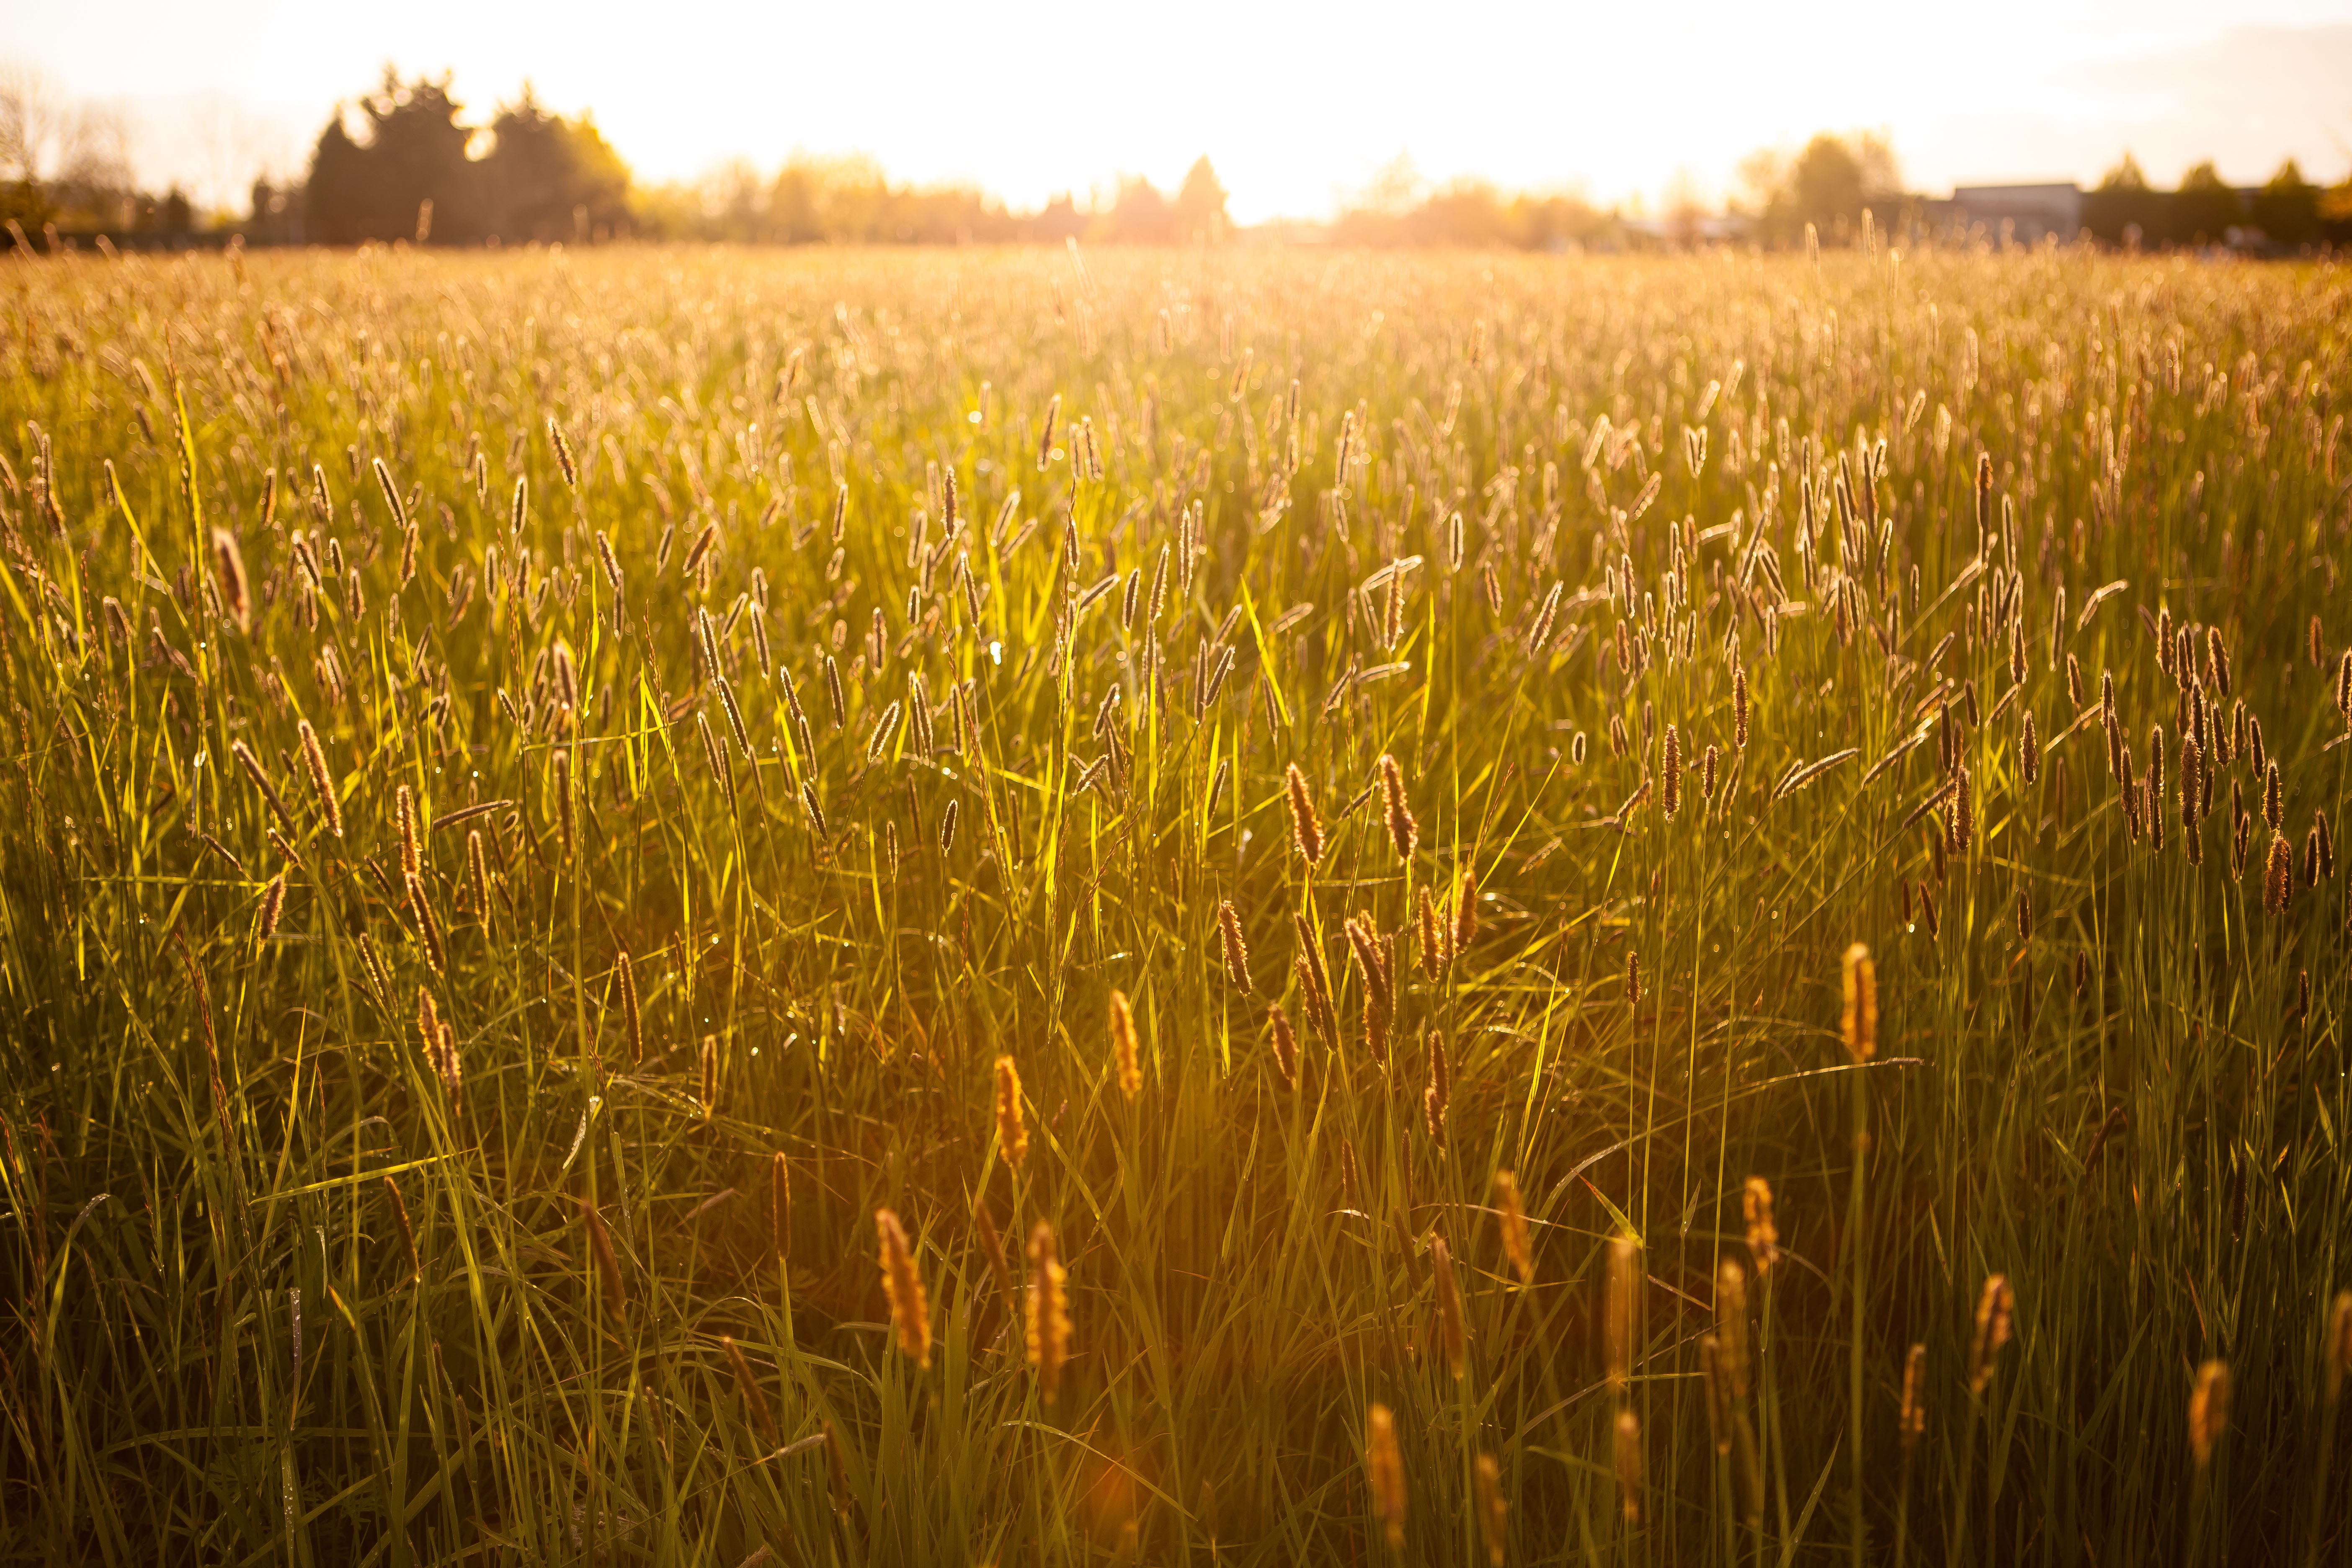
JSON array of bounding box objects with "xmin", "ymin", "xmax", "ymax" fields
[
  {"xmin": 722, "ymin": 1334, "xmax": 778, "ymax": 1447},
  {"xmin": 1744, "ymin": 1178, "xmax": 1778, "ymax": 1275},
  {"xmin": 1366, "ymin": 1403, "xmax": 1405, "ymax": 1550},
  {"xmin": 1284, "ymin": 762, "xmax": 1325, "ymax": 865},
  {"xmin": 1494, "ymin": 1170, "xmax": 1533, "ymax": 1285},
  {"xmin": 876, "ymin": 1208, "xmax": 931, "ymax": 1369},
  {"xmin": 297, "ymin": 721, "xmax": 341, "ymax": 838},
  {"xmin": 1969, "ymin": 1274, "xmax": 2014, "ymax": 1395},
  {"xmin": 1607, "ymin": 1234, "xmax": 1641, "ymax": 1390},
  {"xmin": 1841, "ymin": 943, "xmax": 1876, "ymax": 1061},
  {"xmin": 1376, "ymin": 753, "xmax": 1417, "ymax": 860},
  {"xmin": 1216, "ymin": 900, "xmax": 1252, "ymax": 992},
  {"xmin": 993, "ymin": 1055, "xmax": 1029, "ymax": 1168},
  {"xmin": 1025, "ymin": 1219, "xmax": 1071, "ymax": 1403},
  {"xmin": 2189, "ymin": 1359, "xmax": 2229, "ymax": 1469},
  {"xmin": 1614, "ymin": 1408, "xmax": 1644, "ymax": 1524},
  {"xmin": 1108, "ymin": 990, "xmax": 1142, "ymax": 1099},
  {"xmin": 1474, "ymin": 1452, "xmax": 1506, "ymax": 1566}
]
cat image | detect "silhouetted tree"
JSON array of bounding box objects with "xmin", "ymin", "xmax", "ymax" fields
[
  {"xmin": 2250, "ymin": 160, "xmax": 2317, "ymax": 248},
  {"xmin": 768, "ymin": 160, "xmax": 824, "ymax": 243},
  {"xmin": 305, "ymin": 70, "xmax": 482, "ymax": 245},
  {"xmin": 1028, "ymin": 194, "xmax": 1086, "ymax": 243},
  {"xmin": 1106, "ymin": 176, "xmax": 1174, "ymax": 242},
  {"xmin": 2082, "ymin": 153, "xmax": 2163, "ymax": 246},
  {"xmin": 2322, "ymin": 176, "xmax": 2352, "ymax": 245},
  {"xmin": 247, "ymin": 178, "xmax": 303, "ymax": 244},
  {"xmin": 1334, "ymin": 177, "xmax": 1613, "ymax": 250},
  {"xmin": 2172, "ymin": 162, "xmax": 2243, "ymax": 246},
  {"xmin": 1741, "ymin": 132, "xmax": 1899, "ymax": 245},
  {"xmin": 1173, "ymin": 157, "xmax": 1228, "ymax": 240},
  {"xmin": 480, "ymin": 88, "xmax": 630, "ymax": 242}
]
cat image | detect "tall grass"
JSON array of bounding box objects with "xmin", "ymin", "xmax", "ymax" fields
[{"xmin": 0, "ymin": 238, "xmax": 2346, "ymax": 1564}]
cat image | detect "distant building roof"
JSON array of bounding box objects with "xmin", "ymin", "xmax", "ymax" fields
[{"xmin": 1937, "ymin": 183, "xmax": 2083, "ymax": 244}]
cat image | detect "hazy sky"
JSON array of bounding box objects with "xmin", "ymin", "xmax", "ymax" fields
[{"xmin": 7, "ymin": 0, "xmax": 2352, "ymax": 219}]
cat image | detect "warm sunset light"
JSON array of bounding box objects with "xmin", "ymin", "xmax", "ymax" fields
[
  {"xmin": 6, "ymin": 0, "xmax": 2352, "ymax": 217},
  {"xmin": 4, "ymin": 3, "xmax": 2349, "ymax": 1564}
]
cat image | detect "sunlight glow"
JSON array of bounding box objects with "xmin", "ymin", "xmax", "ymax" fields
[{"xmin": 5, "ymin": 0, "xmax": 2350, "ymax": 217}]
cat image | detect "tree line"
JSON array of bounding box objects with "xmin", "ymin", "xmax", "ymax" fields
[
  {"xmin": 8, "ymin": 66, "xmax": 2352, "ymax": 252},
  {"xmin": 276, "ymin": 71, "xmax": 1233, "ymax": 248},
  {"xmin": 2080, "ymin": 154, "xmax": 2347, "ymax": 248}
]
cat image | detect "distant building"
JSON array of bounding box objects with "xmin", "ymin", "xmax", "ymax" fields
[{"xmin": 1939, "ymin": 184, "xmax": 2084, "ymax": 245}]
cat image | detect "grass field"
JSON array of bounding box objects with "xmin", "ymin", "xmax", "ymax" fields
[{"xmin": 0, "ymin": 240, "xmax": 2348, "ymax": 1566}]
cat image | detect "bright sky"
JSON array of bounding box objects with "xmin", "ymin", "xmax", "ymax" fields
[{"xmin": 6, "ymin": 0, "xmax": 2352, "ymax": 220}]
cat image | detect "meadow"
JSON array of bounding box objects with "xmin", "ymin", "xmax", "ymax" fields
[{"xmin": 0, "ymin": 237, "xmax": 2347, "ymax": 1566}]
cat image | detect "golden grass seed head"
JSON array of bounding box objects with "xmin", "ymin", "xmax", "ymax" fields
[
  {"xmin": 1216, "ymin": 900, "xmax": 1251, "ymax": 992},
  {"xmin": 1453, "ymin": 868, "xmax": 1480, "ymax": 954},
  {"xmin": 464, "ymin": 829, "xmax": 490, "ymax": 923},
  {"xmin": 1365, "ymin": 1404, "xmax": 1406, "ymax": 1550},
  {"xmin": 255, "ymin": 872, "xmax": 286, "ymax": 944},
  {"xmin": 875, "ymin": 1207, "xmax": 931, "ymax": 1369},
  {"xmin": 395, "ymin": 784, "xmax": 419, "ymax": 879},
  {"xmin": 2205, "ymin": 626, "xmax": 2231, "ymax": 698},
  {"xmin": 552, "ymin": 747, "xmax": 575, "ymax": 858},
  {"xmin": 993, "ymin": 1055, "xmax": 1029, "ymax": 1168},
  {"xmin": 1613, "ymin": 1409, "xmax": 1644, "ymax": 1524},
  {"xmin": 1108, "ymin": 989, "xmax": 1142, "ymax": 1099},
  {"xmin": 1840, "ymin": 943, "xmax": 1876, "ymax": 1062},
  {"xmin": 1952, "ymin": 763, "xmax": 1973, "ymax": 854},
  {"xmin": 1422, "ymin": 1029, "xmax": 1450, "ymax": 1140},
  {"xmin": 721, "ymin": 1333, "xmax": 778, "ymax": 1447},
  {"xmin": 614, "ymin": 950, "xmax": 644, "ymax": 1063},
  {"xmin": 2327, "ymin": 1290, "xmax": 2352, "ymax": 1407},
  {"xmin": 1733, "ymin": 666, "xmax": 1751, "ymax": 749},
  {"xmin": 1715, "ymin": 1258, "xmax": 1750, "ymax": 1398},
  {"xmin": 1900, "ymin": 1343, "xmax": 1927, "ymax": 1453},
  {"xmin": 383, "ymin": 1173, "xmax": 420, "ymax": 1284},
  {"xmin": 1743, "ymin": 1177, "xmax": 1778, "ymax": 1275},
  {"xmin": 1968, "ymin": 1273, "xmax": 2014, "ymax": 1395},
  {"xmin": 1474, "ymin": 1453, "xmax": 1506, "ymax": 1567},
  {"xmin": 1494, "ymin": 1170, "xmax": 1533, "ymax": 1286},
  {"xmin": 406, "ymin": 871, "xmax": 447, "ymax": 977},
  {"xmin": 1036, "ymin": 394, "xmax": 1062, "ymax": 472},
  {"xmin": 1701, "ymin": 1334, "xmax": 1732, "ymax": 1453},
  {"xmin": 296, "ymin": 721, "xmax": 341, "ymax": 838},
  {"xmin": 1416, "ymin": 886, "xmax": 1445, "ymax": 979},
  {"xmin": 1661, "ymin": 724, "xmax": 1682, "ymax": 818},
  {"xmin": 1431, "ymin": 1233, "xmax": 1466, "ymax": 1377},
  {"xmin": 1605, "ymin": 1234, "xmax": 1642, "ymax": 1390},
  {"xmin": 2265, "ymin": 831, "xmax": 2294, "ymax": 913},
  {"xmin": 581, "ymin": 1197, "xmax": 626, "ymax": 1320},
  {"xmin": 2189, "ymin": 1359, "xmax": 2229, "ymax": 1469},
  {"xmin": 1025, "ymin": 1219, "xmax": 1071, "ymax": 1403},
  {"xmin": 1266, "ymin": 1003, "xmax": 1299, "ymax": 1089},
  {"xmin": 770, "ymin": 1151, "xmax": 791, "ymax": 1261},
  {"xmin": 547, "ymin": 417, "xmax": 578, "ymax": 489},
  {"xmin": 211, "ymin": 528, "xmax": 251, "ymax": 634},
  {"xmin": 1376, "ymin": 753, "xmax": 1417, "ymax": 861},
  {"xmin": 1284, "ymin": 762, "xmax": 1325, "ymax": 865}
]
